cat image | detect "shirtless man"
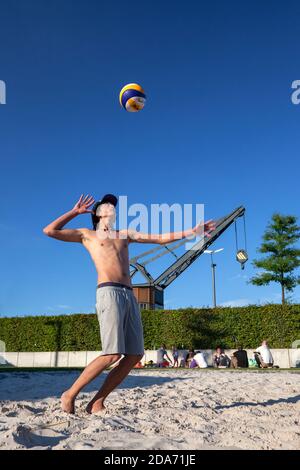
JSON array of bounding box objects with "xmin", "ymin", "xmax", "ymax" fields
[{"xmin": 43, "ymin": 193, "xmax": 215, "ymax": 414}]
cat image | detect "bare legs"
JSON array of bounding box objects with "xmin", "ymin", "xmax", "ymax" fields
[
  {"xmin": 61, "ymin": 353, "xmax": 121, "ymax": 413},
  {"xmin": 86, "ymin": 354, "xmax": 143, "ymax": 413},
  {"xmin": 61, "ymin": 353, "xmax": 143, "ymax": 414}
]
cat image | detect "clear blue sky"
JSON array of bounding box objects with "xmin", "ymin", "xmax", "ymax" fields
[{"xmin": 0, "ymin": 0, "xmax": 299, "ymax": 316}]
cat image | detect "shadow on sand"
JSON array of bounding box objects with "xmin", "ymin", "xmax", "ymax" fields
[
  {"xmin": 215, "ymin": 394, "xmax": 300, "ymax": 410},
  {"xmin": 0, "ymin": 369, "xmax": 192, "ymax": 401}
]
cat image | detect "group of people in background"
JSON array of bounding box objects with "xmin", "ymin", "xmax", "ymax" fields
[
  {"xmin": 228, "ymin": 340, "xmax": 276, "ymax": 369},
  {"xmin": 153, "ymin": 340, "xmax": 276, "ymax": 369}
]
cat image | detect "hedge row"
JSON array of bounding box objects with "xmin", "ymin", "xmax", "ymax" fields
[{"xmin": 0, "ymin": 304, "xmax": 299, "ymax": 352}]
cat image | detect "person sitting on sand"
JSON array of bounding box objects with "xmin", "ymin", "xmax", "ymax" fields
[
  {"xmin": 185, "ymin": 349, "xmax": 195, "ymax": 368},
  {"xmin": 191, "ymin": 350, "xmax": 208, "ymax": 368},
  {"xmin": 157, "ymin": 344, "xmax": 173, "ymax": 367},
  {"xmin": 254, "ymin": 340, "xmax": 274, "ymax": 368},
  {"xmin": 171, "ymin": 346, "xmax": 179, "ymax": 368},
  {"xmin": 231, "ymin": 345, "xmax": 249, "ymax": 368},
  {"xmin": 43, "ymin": 193, "xmax": 215, "ymax": 414},
  {"xmin": 213, "ymin": 346, "xmax": 230, "ymax": 368}
]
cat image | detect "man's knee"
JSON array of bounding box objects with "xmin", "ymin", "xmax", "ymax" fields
[
  {"xmin": 105, "ymin": 354, "xmax": 122, "ymax": 364},
  {"xmin": 128, "ymin": 353, "xmax": 144, "ymax": 363}
]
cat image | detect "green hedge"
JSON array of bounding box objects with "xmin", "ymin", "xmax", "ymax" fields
[{"xmin": 0, "ymin": 305, "xmax": 299, "ymax": 351}]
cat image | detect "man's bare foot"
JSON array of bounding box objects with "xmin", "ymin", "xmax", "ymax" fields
[
  {"xmin": 61, "ymin": 391, "xmax": 75, "ymax": 414},
  {"xmin": 86, "ymin": 398, "xmax": 106, "ymax": 414}
]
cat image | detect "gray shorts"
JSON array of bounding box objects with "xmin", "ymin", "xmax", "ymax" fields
[{"xmin": 96, "ymin": 284, "xmax": 144, "ymax": 356}]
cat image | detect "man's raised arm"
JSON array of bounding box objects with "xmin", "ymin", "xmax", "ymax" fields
[
  {"xmin": 43, "ymin": 194, "xmax": 95, "ymax": 242},
  {"xmin": 127, "ymin": 220, "xmax": 216, "ymax": 244}
]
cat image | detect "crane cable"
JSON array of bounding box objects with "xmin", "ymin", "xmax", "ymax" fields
[{"xmin": 235, "ymin": 214, "xmax": 247, "ymax": 251}]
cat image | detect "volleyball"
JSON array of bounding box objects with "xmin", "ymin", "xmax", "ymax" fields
[{"xmin": 119, "ymin": 83, "xmax": 146, "ymax": 112}]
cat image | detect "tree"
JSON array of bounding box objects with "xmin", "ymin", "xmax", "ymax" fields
[{"xmin": 250, "ymin": 214, "xmax": 300, "ymax": 304}]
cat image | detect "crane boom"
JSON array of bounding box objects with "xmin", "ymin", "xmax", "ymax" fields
[{"xmin": 154, "ymin": 206, "xmax": 245, "ymax": 288}]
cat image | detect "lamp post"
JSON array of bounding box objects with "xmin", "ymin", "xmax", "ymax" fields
[{"xmin": 204, "ymin": 248, "xmax": 224, "ymax": 308}]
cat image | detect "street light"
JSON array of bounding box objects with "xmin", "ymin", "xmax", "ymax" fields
[{"xmin": 204, "ymin": 248, "xmax": 224, "ymax": 308}]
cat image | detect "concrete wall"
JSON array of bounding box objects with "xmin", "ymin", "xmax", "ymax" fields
[{"xmin": 1, "ymin": 349, "xmax": 300, "ymax": 368}]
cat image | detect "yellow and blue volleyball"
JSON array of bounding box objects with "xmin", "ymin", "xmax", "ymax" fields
[{"xmin": 119, "ymin": 83, "xmax": 146, "ymax": 112}]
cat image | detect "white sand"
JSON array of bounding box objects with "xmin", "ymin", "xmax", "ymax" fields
[{"xmin": 0, "ymin": 369, "xmax": 299, "ymax": 450}]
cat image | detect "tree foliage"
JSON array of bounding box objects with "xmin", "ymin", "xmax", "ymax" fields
[{"xmin": 251, "ymin": 214, "xmax": 300, "ymax": 304}]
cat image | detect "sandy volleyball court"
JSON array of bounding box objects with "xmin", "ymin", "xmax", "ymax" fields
[{"xmin": 0, "ymin": 369, "xmax": 299, "ymax": 450}]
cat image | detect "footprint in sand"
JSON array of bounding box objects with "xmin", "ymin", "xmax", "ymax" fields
[{"xmin": 13, "ymin": 424, "xmax": 69, "ymax": 449}]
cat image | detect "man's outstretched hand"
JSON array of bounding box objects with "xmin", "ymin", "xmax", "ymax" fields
[
  {"xmin": 192, "ymin": 219, "xmax": 216, "ymax": 238},
  {"xmin": 72, "ymin": 194, "xmax": 95, "ymax": 214}
]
